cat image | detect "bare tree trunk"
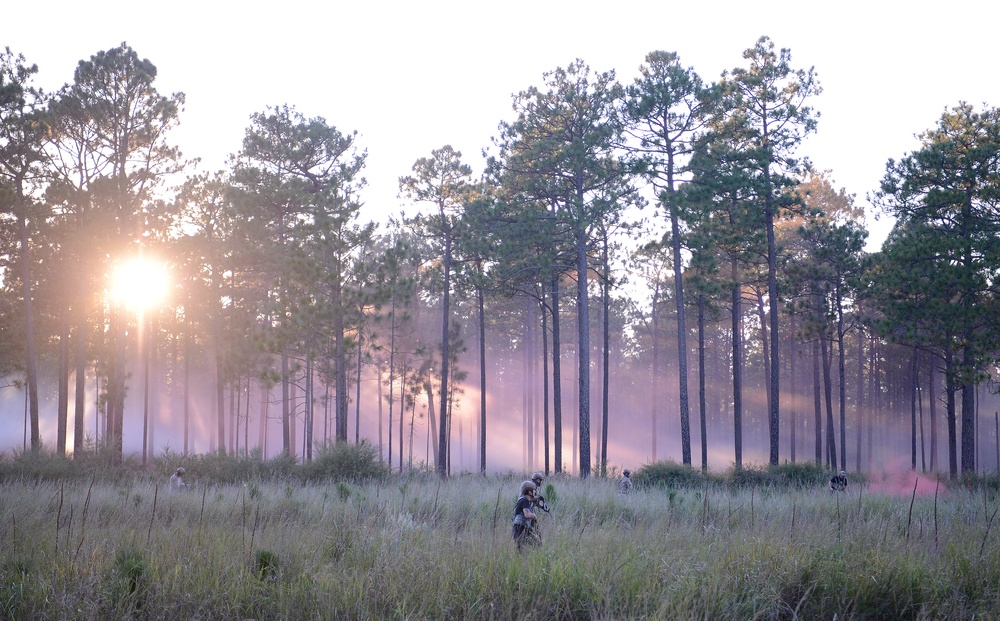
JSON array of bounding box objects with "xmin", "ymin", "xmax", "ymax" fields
[
  {"xmin": 651, "ymin": 282, "xmax": 660, "ymax": 462},
  {"xmin": 929, "ymin": 355, "xmax": 938, "ymax": 472},
  {"xmin": 73, "ymin": 315, "xmax": 87, "ymax": 457},
  {"xmin": 259, "ymin": 382, "xmax": 268, "ymax": 459},
  {"xmin": 184, "ymin": 321, "xmax": 192, "ymax": 455},
  {"xmin": 601, "ymin": 233, "xmax": 611, "ymax": 474},
  {"xmin": 731, "ymin": 255, "xmax": 743, "ymax": 470},
  {"xmin": 855, "ymin": 329, "xmax": 864, "ymax": 472},
  {"xmin": 790, "ymin": 313, "xmax": 797, "ymax": 463},
  {"xmin": 551, "ymin": 273, "xmax": 563, "ymax": 473},
  {"xmin": 910, "ymin": 348, "xmax": 919, "ymax": 470},
  {"xmin": 17, "ymin": 211, "xmax": 40, "ymax": 451},
  {"xmin": 823, "ymin": 334, "xmax": 837, "ymax": 471},
  {"xmin": 142, "ymin": 316, "xmax": 150, "ymax": 465},
  {"xmin": 541, "ymin": 294, "xmax": 550, "ymax": 475},
  {"xmin": 426, "ymin": 370, "xmax": 438, "ymax": 468},
  {"xmin": 58, "ymin": 312, "xmax": 69, "ymax": 454},
  {"xmin": 698, "ymin": 291, "xmax": 708, "ymax": 472},
  {"xmin": 281, "ymin": 349, "xmax": 290, "ymax": 456},
  {"xmin": 836, "ymin": 304, "xmax": 847, "ymax": 472},
  {"xmin": 437, "ymin": 225, "xmax": 452, "ymax": 478},
  {"xmin": 576, "ymin": 220, "xmax": 591, "ymax": 478},
  {"xmin": 526, "ymin": 297, "xmax": 535, "ymax": 468},
  {"xmin": 756, "ymin": 288, "xmax": 771, "ymax": 416}
]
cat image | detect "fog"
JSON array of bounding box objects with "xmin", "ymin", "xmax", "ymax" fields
[{"xmin": 4, "ymin": 327, "xmax": 999, "ymax": 478}]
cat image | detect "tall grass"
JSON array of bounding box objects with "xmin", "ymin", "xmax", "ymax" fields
[{"xmin": 2, "ymin": 467, "xmax": 1000, "ymax": 619}]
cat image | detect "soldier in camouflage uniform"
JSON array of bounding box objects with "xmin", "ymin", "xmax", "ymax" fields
[
  {"xmin": 618, "ymin": 469, "xmax": 633, "ymax": 494},
  {"xmin": 530, "ymin": 472, "xmax": 550, "ymax": 514},
  {"xmin": 512, "ymin": 480, "xmax": 539, "ymax": 550}
]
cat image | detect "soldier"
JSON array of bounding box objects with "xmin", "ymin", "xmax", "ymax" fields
[
  {"xmin": 618, "ymin": 469, "xmax": 633, "ymax": 494},
  {"xmin": 530, "ymin": 472, "xmax": 550, "ymax": 513},
  {"xmin": 169, "ymin": 467, "xmax": 189, "ymax": 491},
  {"xmin": 829, "ymin": 470, "xmax": 848, "ymax": 492},
  {"xmin": 512, "ymin": 480, "xmax": 539, "ymax": 550}
]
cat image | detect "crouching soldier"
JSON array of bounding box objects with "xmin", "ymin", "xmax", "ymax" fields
[
  {"xmin": 829, "ymin": 470, "xmax": 847, "ymax": 492},
  {"xmin": 169, "ymin": 467, "xmax": 189, "ymax": 491},
  {"xmin": 512, "ymin": 480, "xmax": 539, "ymax": 550}
]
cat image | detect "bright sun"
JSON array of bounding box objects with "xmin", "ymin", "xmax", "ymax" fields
[{"xmin": 109, "ymin": 258, "xmax": 170, "ymax": 313}]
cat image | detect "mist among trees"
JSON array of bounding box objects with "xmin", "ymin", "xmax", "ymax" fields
[{"xmin": 2, "ymin": 38, "xmax": 1000, "ymax": 479}]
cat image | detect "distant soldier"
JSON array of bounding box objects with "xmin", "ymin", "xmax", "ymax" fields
[
  {"xmin": 618, "ymin": 469, "xmax": 633, "ymax": 494},
  {"xmin": 512, "ymin": 480, "xmax": 539, "ymax": 550},
  {"xmin": 530, "ymin": 472, "xmax": 550, "ymax": 513},
  {"xmin": 169, "ymin": 467, "xmax": 189, "ymax": 491},
  {"xmin": 829, "ymin": 470, "xmax": 848, "ymax": 492}
]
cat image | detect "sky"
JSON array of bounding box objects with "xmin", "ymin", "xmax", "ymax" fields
[
  {"xmin": 5, "ymin": 1, "xmax": 1000, "ymax": 466},
  {"xmin": 6, "ymin": 0, "xmax": 1000, "ymax": 252}
]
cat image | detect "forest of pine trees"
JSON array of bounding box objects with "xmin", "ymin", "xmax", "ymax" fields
[{"xmin": 2, "ymin": 38, "xmax": 999, "ymax": 479}]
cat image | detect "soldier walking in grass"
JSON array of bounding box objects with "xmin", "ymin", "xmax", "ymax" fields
[
  {"xmin": 530, "ymin": 472, "xmax": 550, "ymax": 514},
  {"xmin": 512, "ymin": 480, "xmax": 539, "ymax": 550}
]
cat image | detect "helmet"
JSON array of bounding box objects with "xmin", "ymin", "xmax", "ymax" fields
[
  {"xmin": 520, "ymin": 480, "xmax": 536, "ymax": 496},
  {"xmin": 623, "ymin": 469, "xmax": 631, "ymax": 477},
  {"xmin": 531, "ymin": 472, "xmax": 544, "ymax": 485},
  {"xmin": 840, "ymin": 470, "xmax": 846, "ymax": 476},
  {"xmin": 176, "ymin": 467, "xmax": 186, "ymax": 476}
]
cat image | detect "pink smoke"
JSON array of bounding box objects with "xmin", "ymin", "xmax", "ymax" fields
[{"xmin": 868, "ymin": 457, "xmax": 943, "ymax": 497}]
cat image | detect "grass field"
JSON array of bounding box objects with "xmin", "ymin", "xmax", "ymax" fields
[{"xmin": 2, "ymin": 465, "xmax": 1000, "ymax": 620}]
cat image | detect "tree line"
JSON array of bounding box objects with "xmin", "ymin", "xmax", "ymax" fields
[{"xmin": 1, "ymin": 38, "xmax": 998, "ymax": 479}]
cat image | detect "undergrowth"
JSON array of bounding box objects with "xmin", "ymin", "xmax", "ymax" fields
[{"xmin": 0, "ymin": 461, "xmax": 998, "ymax": 619}]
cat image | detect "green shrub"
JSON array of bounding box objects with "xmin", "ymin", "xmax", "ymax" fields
[
  {"xmin": 727, "ymin": 462, "xmax": 864, "ymax": 490},
  {"xmin": 300, "ymin": 440, "xmax": 390, "ymax": 483},
  {"xmin": 633, "ymin": 460, "xmax": 708, "ymax": 489},
  {"xmin": 0, "ymin": 443, "xmax": 141, "ymax": 482},
  {"xmin": 765, "ymin": 462, "xmax": 832, "ymax": 488},
  {"xmin": 108, "ymin": 547, "xmax": 147, "ymax": 611},
  {"xmin": 254, "ymin": 549, "xmax": 278, "ymax": 581}
]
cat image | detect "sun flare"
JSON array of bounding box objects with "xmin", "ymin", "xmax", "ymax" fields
[{"xmin": 110, "ymin": 258, "xmax": 170, "ymax": 312}]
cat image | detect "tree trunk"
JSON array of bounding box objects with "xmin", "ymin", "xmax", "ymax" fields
[
  {"xmin": 356, "ymin": 323, "xmax": 363, "ymax": 444},
  {"xmin": 576, "ymin": 221, "xmax": 591, "ymax": 478},
  {"xmin": 426, "ymin": 370, "xmax": 438, "ymax": 469},
  {"xmin": 698, "ymin": 291, "xmax": 708, "ymax": 472},
  {"xmin": 142, "ymin": 316, "xmax": 151, "ymax": 465},
  {"xmin": 823, "ymin": 334, "xmax": 836, "ymax": 471},
  {"xmin": 910, "ymin": 348, "xmax": 919, "ymax": 470},
  {"xmin": 670, "ymin": 212, "xmax": 690, "ymax": 468},
  {"xmin": 541, "ymin": 293, "xmax": 551, "ymax": 475},
  {"xmin": 790, "ymin": 313, "xmax": 798, "ymax": 463},
  {"xmin": 764, "ymin": 168, "xmax": 781, "ymax": 466},
  {"xmin": 836, "ymin": 298, "xmax": 847, "ymax": 471},
  {"xmin": 185, "ymin": 322, "xmax": 192, "ymax": 455},
  {"xmin": 58, "ymin": 312, "xmax": 69, "ymax": 455},
  {"xmin": 944, "ymin": 350, "xmax": 958, "ymax": 478},
  {"xmin": 478, "ymin": 282, "xmax": 487, "ymax": 473},
  {"xmin": 961, "ymin": 352, "xmax": 976, "ymax": 475},
  {"xmin": 855, "ymin": 329, "xmax": 864, "ymax": 472},
  {"xmin": 731, "ymin": 256, "xmax": 743, "ymax": 470},
  {"xmin": 335, "ymin": 273, "xmax": 348, "ymax": 443},
  {"xmin": 551, "ymin": 273, "xmax": 563, "ymax": 473},
  {"xmin": 73, "ymin": 315, "xmax": 87, "ymax": 457},
  {"xmin": 651, "ymin": 281, "xmax": 660, "ymax": 462},
  {"xmin": 601, "ymin": 232, "xmax": 610, "ymax": 474},
  {"xmin": 929, "ymin": 355, "xmax": 938, "ymax": 472},
  {"xmin": 756, "ymin": 289, "xmax": 771, "ymax": 416},
  {"xmin": 281, "ymin": 348, "xmax": 290, "ymax": 456},
  {"xmin": 437, "ymin": 226, "xmax": 452, "ymax": 478},
  {"xmin": 17, "ymin": 211, "xmax": 41, "ymax": 451}
]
